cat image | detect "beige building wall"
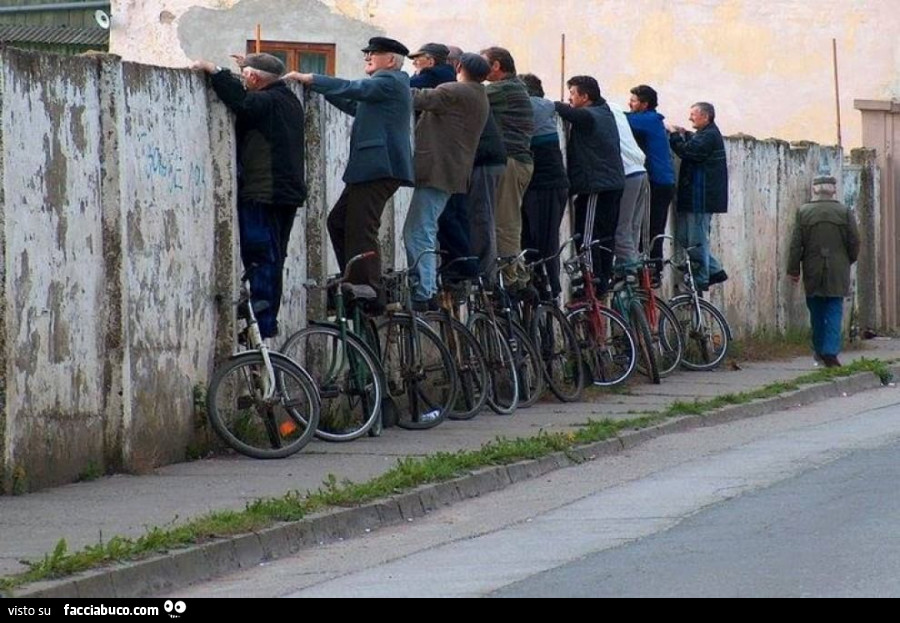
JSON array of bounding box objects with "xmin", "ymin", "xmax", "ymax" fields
[{"xmin": 109, "ymin": 0, "xmax": 899, "ymax": 147}]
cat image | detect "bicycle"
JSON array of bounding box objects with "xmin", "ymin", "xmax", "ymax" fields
[
  {"xmin": 426, "ymin": 257, "xmax": 491, "ymax": 420},
  {"xmin": 564, "ymin": 237, "xmax": 638, "ymax": 387},
  {"xmin": 487, "ymin": 252, "xmax": 546, "ymax": 409},
  {"xmin": 664, "ymin": 237, "xmax": 732, "ymax": 371},
  {"xmin": 464, "ymin": 267, "xmax": 520, "ymax": 415},
  {"xmin": 379, "ymin": 250, "xmax": 459, "ymax": 430},
  {"xmin": 206, "ymin": 272, "xmax": 320, "ymax": 459},
  {"xmin": 524, "ymin": 239, "xmax": 585, "ymax": 402},
  {"xmin": 606, "ymin": 252, "xmax": 661, "ymax": 385},
  {"xmin": 632, "ymin": 235, "xmax": 684, "ymax": 378},
  {"xmin": 279, "ymin": 252, "xmax": 386, "ymax": 442}
]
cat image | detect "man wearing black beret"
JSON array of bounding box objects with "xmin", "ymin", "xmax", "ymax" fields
[{"xmin": 286, "ymin": 37, "xmax": 414, "ymax": 307}]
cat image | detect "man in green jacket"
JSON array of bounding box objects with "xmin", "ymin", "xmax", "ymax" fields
[{"xmin": 787, "ymin": 175, "xmax": 860, "ymax": 368}]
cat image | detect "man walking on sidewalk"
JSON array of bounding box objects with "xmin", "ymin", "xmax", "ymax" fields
[{"xmin": 787, "ymin": 175, "xmax": 860, "ymax": 368}]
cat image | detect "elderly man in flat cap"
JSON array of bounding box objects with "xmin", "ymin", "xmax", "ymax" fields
[
  {"xmin": 409, "ymin": 42, "xmax": 456, "ymax": 89},
  {"xmin": 787, "ymin": 175, "xmax": 860, "ymax": 368},
  {"xmin": 286, "ymin": 37, "xmax": 414, "ymax": 308},
  {"xmin": 193, "ymin": 52, "xmax": 306, "ymax": 340}
]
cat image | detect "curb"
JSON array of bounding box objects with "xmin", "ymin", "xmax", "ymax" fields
[{"xmin": 14, "ymin": 366, "xmax": 897, "ymax": 598}]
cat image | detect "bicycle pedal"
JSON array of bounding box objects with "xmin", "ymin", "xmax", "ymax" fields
[{"xmin": 236, "ymin": 395, "xmax": 255, "ymax": 409}]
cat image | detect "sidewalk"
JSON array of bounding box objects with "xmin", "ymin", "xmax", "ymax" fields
[{"xmin": 3, "ymin": 340, "xmax": 900, "ymax": 596}]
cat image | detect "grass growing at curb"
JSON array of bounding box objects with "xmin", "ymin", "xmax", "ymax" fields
[
  {"xmin": 665, "ymin": 357, "xmax": 893, "ymax": 416},
  {"xmin": 0, "ymin": 357, "xmax": 893, "ymax": 594}
]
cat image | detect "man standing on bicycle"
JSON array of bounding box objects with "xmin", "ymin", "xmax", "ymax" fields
[
  {"xmin": 555, "ymin": 76, "xmax": 625, "ymax": 297},
  {"xmin": 666, "ymin": 102, "xmax": 728, "ymax": 292},
  {"xmin": 285, "ymin": 37, "xmax": 414, "ymax": 310},
  {"xmin": 192, "ymin": 53, "xmax": 307, "ymax": 339},
  {"xmin": 787, "ymin": 175, "xmax": 860, "ymax": 368},
  {"xmin": 405, "ymin": 53, "xmax": 491, "ymax": 310}
]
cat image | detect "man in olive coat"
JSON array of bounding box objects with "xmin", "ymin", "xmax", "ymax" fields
[
  {"xmin": 404, "ymin": 53, "xmax": 491, "ymax": 308},
  {"xmin": 787, "ymin": 175, "xmax": 860, "ymax": 368}
]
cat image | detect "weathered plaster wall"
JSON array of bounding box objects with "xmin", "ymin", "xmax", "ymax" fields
[
  {"xmin": 0, "ymin": 51, "xmax": 107, "ymax": 490},
  {"xmin": 110, "ymin": 0, "xmax": 900, "ymax": 147},
  {"xmin": 709, "ymin": 139, "xmax": 844, "ymax": 336}
]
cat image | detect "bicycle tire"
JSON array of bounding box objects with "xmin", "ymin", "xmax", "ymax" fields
[
  {"xmin": 501, "ymin": 318, "xmax": 545, "ymax": 409},
  {"xmin": 566, "ymin": 305, "xmax": 637, "ymax": 387},
  {"xmin": 280, "ymin": 325, "xmax": 383, "ymax": 442},
  {"xmin": 424, "ymin": 312, "xmax": 490, "ymax": 420},
  {"xmin": 668, "ymin": 296, "xmax": 731, "ymax": 371},
  {"xmin": 468, "ymin": 311, "xmax": 519, "ymax": 415},
  {"xmin": 377, "ymin": 315, "xmax": 458, "ymax": 430},
  {"xmin": 533, "ymin": 303, "xmax": 585, "ymax": 402},
  {"xmin": 629, "ymin": 298, "xmax": 661, "ymax": 384},
  {"xmin": 207, "ymin": 351, "xmax": 320, "ymax": 459},
  {"xmin": 635, "ymin": 293, "xmax": 684, "ymax": 378}
]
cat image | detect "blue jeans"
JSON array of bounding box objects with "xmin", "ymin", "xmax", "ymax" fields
[
  {"xmin": 404, "ymin": 187, "xmax": 451, "ymax": 302},
  {"xmin": 806, "ymin": 296, "xmax": 844, "ymax": 357},
  {"xmin": 237, "ymin": 199, "xmax": 297, "ymax": 338},
  {"xmin": 675, "ymin": 210, "xmax": 723, "ymax": 287}
]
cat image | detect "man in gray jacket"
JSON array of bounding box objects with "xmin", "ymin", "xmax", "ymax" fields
[
  {"xmin": 787, "ymin": 175, "xmax": 860, "ymax": 368},
  {"xmin": 286, "ymin": 37, "xmax": 414, "ymax": 304},
  {"xmin": 405, "ymin": 53, "xmax": 491, "ymax": 309}
]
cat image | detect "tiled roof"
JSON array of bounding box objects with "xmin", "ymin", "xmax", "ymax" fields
[{"xmin": 0, "ymin": 24, "xmax": 108, "ymax": 47}]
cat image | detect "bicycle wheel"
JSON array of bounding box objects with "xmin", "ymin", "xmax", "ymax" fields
[
  {"xmin": 635, "ymin": 293, "xmax": 684, "ymax": 378},
  {"xmin": 468, "ymin": 312, "xmax": 519, "ymax": 415},
  {"xmin": 377, "ymin": 315, "xmax": 458, "ymax": 430},
  {"xmin": 533, "ymin": 303, "xmax": 584, "ymax": 402},
  {"xmin": 502, "ymin": 318, "xmax": 545, "ymax": 409},
  {"xmin": 280, "ymin": 325, "xmax": 383, "ymax": 442},
  {"xmin": 567, "ymin": 305, "xmax": 637, "ymax": 387},
  {"xmin": 207, "ymin": 351, "xmax": 320, "ymax": 459},
  {"xmin": 424, "ymin": 312, "xmax": 490, "ymax": 420},
  {"xmin": 629, "ymin": 298, "xmax": 661, "ymax": 384},
  {"xmin": 669, "ymin": 296, "xmax": 731, "ymax": 371}
]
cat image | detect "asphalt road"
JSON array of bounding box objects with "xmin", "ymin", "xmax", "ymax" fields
[{"xmin": 168, "ymin": 385, "xmax": 900, "ymax": 598}]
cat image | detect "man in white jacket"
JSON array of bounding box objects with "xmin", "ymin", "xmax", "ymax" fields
[{"xmin": 610, "ymin": 102, "xmax": 650, "ymax": 273}]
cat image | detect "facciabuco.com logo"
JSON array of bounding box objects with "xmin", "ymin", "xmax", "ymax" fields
[{"xmin": 164, "ymin": 600, "xmax": 187, "ymax": 618}]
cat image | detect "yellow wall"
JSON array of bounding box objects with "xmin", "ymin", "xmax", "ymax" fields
[{"xmin": 111, "ymin": 0, "xmax": 900, "ymax": 147}]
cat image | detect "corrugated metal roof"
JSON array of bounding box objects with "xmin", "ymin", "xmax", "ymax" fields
[{"xmin": 0, "ymin": 24, "xmax": 108, "ymax": 46}]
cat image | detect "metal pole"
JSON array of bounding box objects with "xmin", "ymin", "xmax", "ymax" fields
[
  {"xmin": 833, "ymin": 38, "xmax": 843, "ymax": 147},
  {"xmin": 560, "ymin": 33, "xmax": 566, "ymax": 101},
  {"xmin": 0, "ymin": 2, "xmax": 110, "ymax": 13}
]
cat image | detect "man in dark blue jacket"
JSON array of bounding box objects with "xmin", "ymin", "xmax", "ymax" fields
[
  {"xmin": 666, "ymin": 102, "xmax": 728, "ymax": 291},
  {"xmin": 286, "ymin": 37, "xmax": 414, "ymax": 304},
  {"xmin": 193, "ymin": 53, "xmax": 306, "ymax": 339},
  {"xmin": 409, "ymin": 43, "xmax": 456, "ymax": 89}
]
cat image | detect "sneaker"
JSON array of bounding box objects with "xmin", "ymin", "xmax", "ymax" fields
[
  {"xmin": 419, "ymin": 409, "xmax": 442, "ymax": 423},
  {"xmin": 823, "ymin": 354, "xmax": 842, "ymax": 368}
]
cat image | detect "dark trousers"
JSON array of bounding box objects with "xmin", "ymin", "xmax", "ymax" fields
[
  {"xmin": 437, "ymin": 193, "xmax": 477, "ymax": 278},
  {"xmin": 522, "ymin": 187, "xmax": 568, "ymax": 298},
  {"xmin": 645, "ymin": 183, "xmax": 675, "ymax": 271},
  {"xmin": 327, "ymin": 179, "xmax": 401, "ymax": 295},
  {"xmin": 237, "ymin": 198, "xmax": 297, "ymax": 338},
  {"xmin": 573, "ymin": 190, "xmax": 622, "ymax": 295}
]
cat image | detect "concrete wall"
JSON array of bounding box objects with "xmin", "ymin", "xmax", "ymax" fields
[
  {"xmin": 0, "ymin": 46, "xmax": 882, "ymax": 493},
  {"xmin": 0, "ymin": 48, "xmax": 243, "ymax": 493},
  {"xmin": 108, "ymin": 0, "xmax": 900, "ymax": 148}
]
